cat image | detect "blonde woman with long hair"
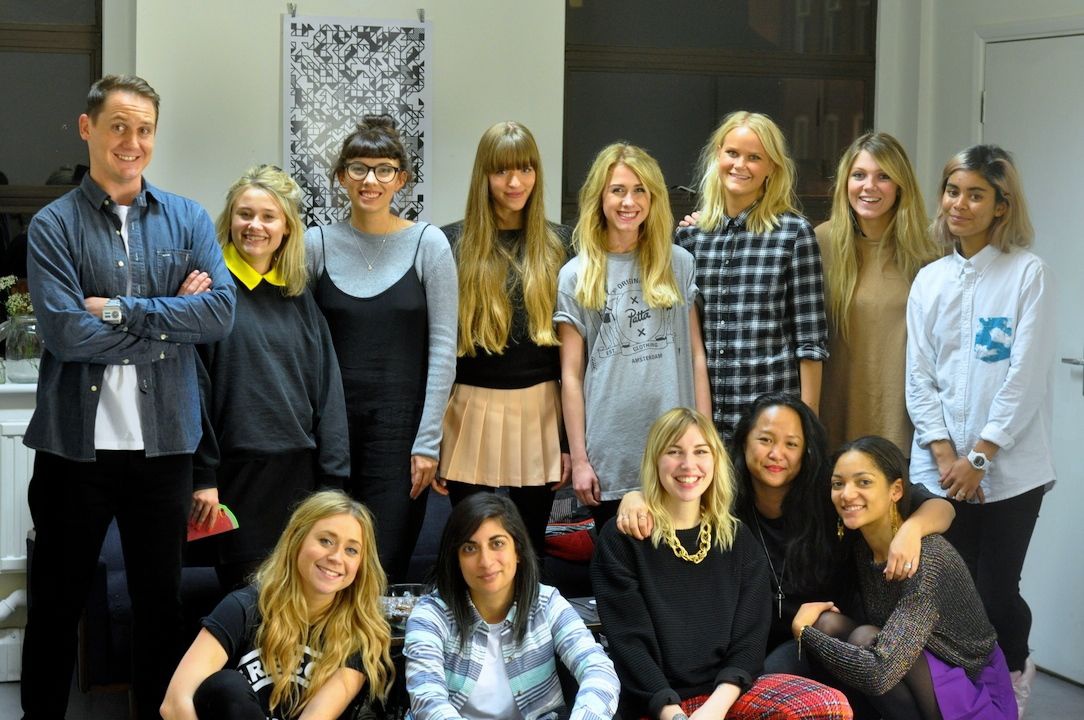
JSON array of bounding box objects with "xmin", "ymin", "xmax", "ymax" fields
[
  {"xmin": 816, "ymin": 133, "xmax": 940, "ymax": 453},
  {"xmin": 676, "ymin": 111, "xmax": 828, "ymax": 438},
  {"xmin": 190, "ymin": 165, "xmax": 349, "ymax": 592},
  {"xmin": 592, "ymin": 408, "xmax": 852, "ymax": 719},
  {"xmin": 555, "ymin": 143, "xmax": 710, "ymax": 530},
  {"xmin": 437, "ymin": 122, "xmax": 572, "ymax": 555},
  {"xmin": 162, "ymin": 490, "xmax": 394, "ymax": 720}
]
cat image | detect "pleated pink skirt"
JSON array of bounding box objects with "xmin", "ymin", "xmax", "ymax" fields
[{"xmin": 439, "ymin": 380, "xmax": 563, "ymax": 487}]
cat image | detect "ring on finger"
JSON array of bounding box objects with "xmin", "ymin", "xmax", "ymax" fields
[{"xmin": 903, "ymin": 562, "xmax": 913, "ymax": 570}]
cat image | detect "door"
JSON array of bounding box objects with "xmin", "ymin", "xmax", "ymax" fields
[{"xmin": 984, "ymin": 34, "xmax": 1084, "ymax": 682}]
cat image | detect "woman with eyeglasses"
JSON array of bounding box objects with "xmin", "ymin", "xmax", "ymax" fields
[{"xmin": 304, "ymin": 114, "xmax": 457, "ymax": 584}]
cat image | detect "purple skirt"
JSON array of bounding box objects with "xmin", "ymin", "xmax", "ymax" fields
[{"xmin": 926, "ymin": 644, "xmax": 1016, "ymax": 720}]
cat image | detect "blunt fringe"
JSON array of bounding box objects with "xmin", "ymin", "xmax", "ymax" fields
[{"xmin": 455, "ymin": 122, "xmax": 565, "ymax": 355}]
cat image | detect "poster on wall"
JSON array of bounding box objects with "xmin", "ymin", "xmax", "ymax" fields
[{"xmin": 283, "ymin": 15, "xmax": 431, "ymax": 227}]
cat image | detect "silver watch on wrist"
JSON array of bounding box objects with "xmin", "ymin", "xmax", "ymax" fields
[
  {"xmin": 671, "ymin": 713, "xmax": 689, "ymax": 720},
  {"xmin": 967, "ymin": 449, "xmax": 990, "ymax": 471},
  {"xmin": 102, "ymin": 297, "xmax": 123, "ymax": 325}
]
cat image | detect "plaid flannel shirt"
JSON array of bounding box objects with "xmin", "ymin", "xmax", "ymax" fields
[{"xmin": 675, "ymin": 207, "xmax": 827, "ymax": 437}]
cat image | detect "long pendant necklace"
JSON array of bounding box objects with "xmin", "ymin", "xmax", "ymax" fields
[
  {"xmin": 752, "ymin": 513, "xmax": 787, "ymax": 619},
  {"xmin": 664, "ymin": 521, "xmax": 712, "ymax": 564},
  {"xmin": 349, "ymin": 222, "xmax": 390, "ymax": 272}
]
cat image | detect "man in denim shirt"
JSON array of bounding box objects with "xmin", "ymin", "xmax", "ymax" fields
[{"xmin": 21, "ymin": 75, "xmax": 235, "ymax": 720}]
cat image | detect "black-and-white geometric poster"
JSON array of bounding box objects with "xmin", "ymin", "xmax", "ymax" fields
[{"xmin": 283, "ymin": 16, "xmax": 432, "ymax": 227}]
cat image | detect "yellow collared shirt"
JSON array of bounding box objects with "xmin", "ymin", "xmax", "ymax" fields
[{"xmin": 223, "ymin": 242, "xmax": 286, "ymax": 290}]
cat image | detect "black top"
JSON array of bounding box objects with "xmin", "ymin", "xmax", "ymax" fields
[
  {"xmin": 203, "ymin": 585, "xmax": 364, "ymax": 720},
  {"xmin": 591, "ymin": 519, "xmax": 770, "ymax": 719},
  {"xmin": 442, "ymin": 221, "xmax": 573, "ymax": 389},
  {"xmin": 194, "ymin": 273, "xmax": 349, "ymax": 489}
]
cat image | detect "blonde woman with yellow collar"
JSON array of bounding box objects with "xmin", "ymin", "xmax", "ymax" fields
[{"xmin": 190, "ymin": 164, "xmax": 349, "ymax": 592}]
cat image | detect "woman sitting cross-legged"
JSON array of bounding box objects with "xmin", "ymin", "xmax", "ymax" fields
[
  {"xmin": 792, "ymin": 436, "xmax": 1016, "ymax": 720},
  {"xmin": 592, "ymin": 407, "xmax": 852, "ymax": 720},
  {"xmin": 404, "ymin": 493, "xmax": 619, "ymax": 720},
  {"xmin": 160, "ymin": 490, "xmax": 394, "ymax": 720}
]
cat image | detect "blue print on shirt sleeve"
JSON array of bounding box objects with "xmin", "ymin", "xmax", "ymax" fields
[{"xmin": 975, "ymin": 317, "xmax": 1013, "ymax": 363}]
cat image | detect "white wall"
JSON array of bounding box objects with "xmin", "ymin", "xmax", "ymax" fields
[
  {"xmin": 104, "ymin": 0, "xmax": 565, "ymax": 225},
  {"xmin": 875, "ymin": 0, "xmax": 1084, "ymax": 203}
]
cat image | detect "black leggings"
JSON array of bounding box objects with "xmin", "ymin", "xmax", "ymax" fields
[
  {"xmin": 813, "ymin": 613, "xmax": 943, "ymax": 720},
  {"xmin": 194, "ymin": 669, "xmax": 264, "ymax": 720}
]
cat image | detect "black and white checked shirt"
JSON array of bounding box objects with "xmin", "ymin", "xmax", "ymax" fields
[{"xmin": 676, "ymin": 207, "xmax": 828, "ymax": 437}]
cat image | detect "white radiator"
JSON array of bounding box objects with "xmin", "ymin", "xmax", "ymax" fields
[{"xmin": 0, "ymin": 420, "xmax": 33, "ymax": 573}]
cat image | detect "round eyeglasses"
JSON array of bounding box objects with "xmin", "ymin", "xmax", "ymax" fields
[{"xmin": 345, "ymin": 162, "xmax": 402, "ymax": 183}]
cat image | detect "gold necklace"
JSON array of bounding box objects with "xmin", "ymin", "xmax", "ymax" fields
[{"xmin": 664, "ymin": 521, "xmax": 712, "ymax": 564}]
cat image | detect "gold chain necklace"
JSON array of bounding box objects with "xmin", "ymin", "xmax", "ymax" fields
[{"xmin": 664, "ymin": 521, "xmax": 712, "ymax": 564}]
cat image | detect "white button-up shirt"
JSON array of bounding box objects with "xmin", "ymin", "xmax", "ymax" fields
[{"xmin": 906, "ymin": 244, "xmax": 1055, "ymax": 502}]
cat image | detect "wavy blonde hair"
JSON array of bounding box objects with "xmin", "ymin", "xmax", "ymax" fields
[
  {"xmin": 216, "ymin": 164, "xmax": 308, "ymax": 296},
  {"xmin": 932, "ymin": 144, "xmax": 1033, "ymax": 252},
  {"xmin": 456, "ymin": 122, "xmax": 565, "ymax": 355},
  {"xmin": 695, "ymin": 111, "xmax": 800, "ymax": 234},
  {"xmin": 253, "ymin": 491, "xmax": 393, "ymax": 716},
  {"xmin": 822, "ymin": 133, "xmax": 939, "ymax": 339},
  {"xmin": 572, "ymin": 143, "xmax": 680, "ymax": 310},
  {"xmin": 640, "ymin": 407, "xmax": 739, "ymax": 551}
]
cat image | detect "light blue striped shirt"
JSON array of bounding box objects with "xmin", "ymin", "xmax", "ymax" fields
[{"xmin": 405, "ymin": 585, "xmax": 618, "ymax": 720}]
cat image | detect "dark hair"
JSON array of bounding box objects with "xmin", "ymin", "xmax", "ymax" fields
[
  {"xmin": 330, "ymin": 114, "xmax": 413, "ymax": 182},
  {"xmin": 434, "ymin": 493, "xmax": 539, "ymax": 648},
  {"xmin": 831, "ymin": 435, "xmax": 914, "ymax": 517},
  {"xmin": 86, "ymin": 75, "xmax": 160, "ymax": 122},
  {"xmin": 731, "ymin": 392, "xmax": 836, "ymax": 588}
]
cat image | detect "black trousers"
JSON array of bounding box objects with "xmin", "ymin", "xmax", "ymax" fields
[
  {"xmin": 943, "ymin": 484, "xmax": 1045, "ymax": 672},
  {"xmin": 21, "ymin": 450, "xmax": 191, "ymax": 720},
  {"xmin": 193, "ymin": 669, "xmax": 265, "ymax": 720}
]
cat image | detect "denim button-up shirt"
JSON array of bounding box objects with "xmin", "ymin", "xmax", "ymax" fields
[{"xmin": 25, "ymin": 174, "xmax": 236, "ymax": 461}]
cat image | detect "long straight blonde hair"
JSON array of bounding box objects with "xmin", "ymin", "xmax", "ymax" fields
[
  {"xmin": 822, "ymin": 133, "xmax": 939, "ymax": 339},
  {"xmin": 695, "ymin": 111, "xmax": 800, "ymax": 234},
  {"xmin": 216, "ymin": 165, "xmax": 308, "ymax": 296},
  {"xmin": 641, "ymin": 407, "xmax": 739, "ymax": 550},
  {"xmin": 572, "ymin": 143, "xmax": 681, "ymax": 310},
  {"xmin": 455, "ymin": 122, "xmax": 565, "ymax": 355},
  {"xmin": 253, "ymin": 491, "xmax": 393, "ymax": 716}
]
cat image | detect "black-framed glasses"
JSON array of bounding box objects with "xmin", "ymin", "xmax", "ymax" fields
[{"xmin": 345, "ymin": 161, "xmax": 402, "ymax": 183}]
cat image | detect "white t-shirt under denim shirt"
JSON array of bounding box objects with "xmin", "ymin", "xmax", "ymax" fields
[
  {"xmin": 905, "ymin": 243, "xmax": 1056, "ymax": 502},
  {"xmin": 93, "ymin": 202, "xmax": 144, "ymax": 450}
]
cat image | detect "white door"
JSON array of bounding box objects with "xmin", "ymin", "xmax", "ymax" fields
[{"xmin": 984, "ymin": 34, "xmax": 1084, "ymax": 682}]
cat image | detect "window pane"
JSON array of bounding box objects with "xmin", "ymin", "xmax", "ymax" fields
[
  {"xmin": 566, "ymin": 0, "xmax": 875, "ymax": 55},
  {"xmin": 0, "ymin": 52, "xmax": 90, "ymax": 185},
  {"xmin": 0, "ymin": 0, "xmax": 97, "ymax": 25}
]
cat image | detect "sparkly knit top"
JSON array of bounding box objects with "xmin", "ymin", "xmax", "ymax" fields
[{"xmin": 802, "ymin": 534, "xmax": 997, "ymax": 695}]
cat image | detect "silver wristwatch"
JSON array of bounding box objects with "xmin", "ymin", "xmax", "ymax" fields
[
  {"xmin": 102, "ymin": 297, "xmax": 123, "ymax": 325},
  {"xmin": 967, "ymin": 450, "xmax": 990, "ymax": 471}
]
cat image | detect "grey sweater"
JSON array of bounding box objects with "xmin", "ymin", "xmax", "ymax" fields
[{"xmin": 303, "ymin": 221, "xmax": 457, "ymax": 459}]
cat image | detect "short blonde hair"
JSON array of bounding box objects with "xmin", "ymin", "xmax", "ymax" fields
[
  {"xmin": 696, "ymin": 111, "xmax": 800, "ymax": 234},
  {"xmin": 216, "ymin": 164, "xmax": 308, "ymax": 296},
  {"xmin": 640, "ymin": 407, "xmax": 739, "ymax": 550},
  {"xmin": 932, "ymin": 144, "xmax": 1033, "ymax": 251},
  {"xmin": 571, "ymin": 142, "xmax": 680, "ymax": 311}
]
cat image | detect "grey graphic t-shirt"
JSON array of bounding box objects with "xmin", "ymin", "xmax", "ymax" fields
[{"xmin": 555, "ymin": 246, "xmax": 699, "ymax": 500}]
